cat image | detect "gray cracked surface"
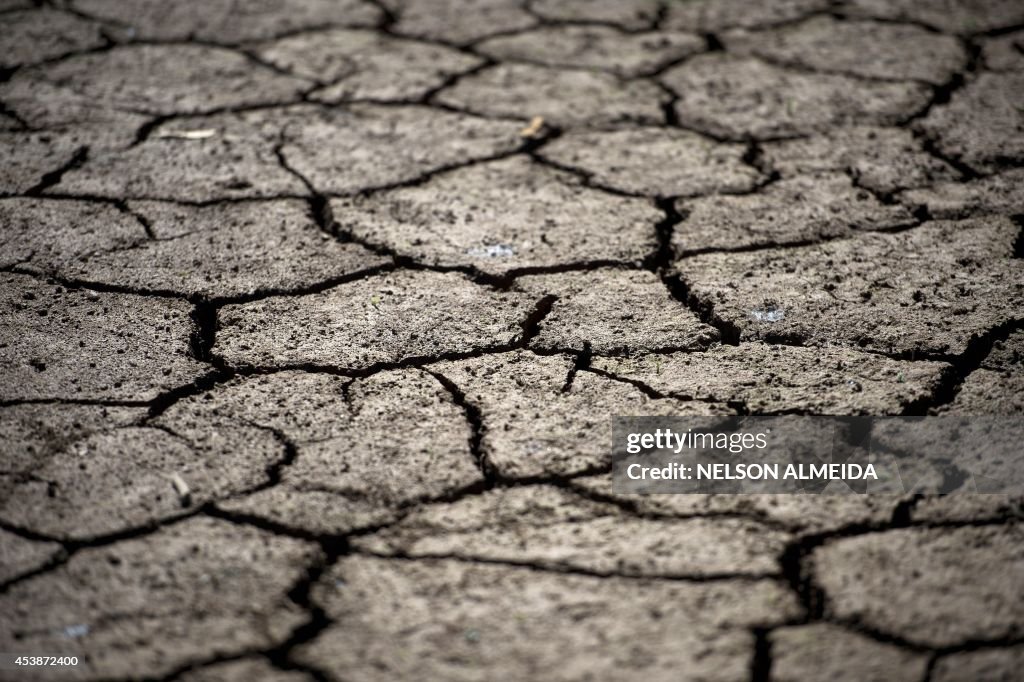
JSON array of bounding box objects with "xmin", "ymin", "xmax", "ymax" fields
[
  {"xmin": 0, "ymin": 273, "xmax": 205, "ymax": 402},
  {"xmin": 761, "ymin": 126, "xmax": 959, "ymax": 195},
  {"xmin": 676, "ymin": 218, "xmax": 1023, "ymax": 355},
  {"xmin": 723, "ymin": 16, "xmax": 967, "ymax": 86},
  {"xmin": 22, "ymin": 44, "xmax": 312, "ymax": 116},
  {"xmin": 294, "ymin": 555, "xmax": 800, "ymax": 682},
  {"xmin": 673, "ymin": 173, "xmax": 916, "ymax": 253},
  {"xmin": 257, "ymin": 29, "xmax": 482, "ymax": 101},
  {"xmin": 0, "ymin": 518, "xmax": 320, "ymax": 680},
  {"xmin": 61, "ymin": 200, "xmax": 389, "ymax": 299},
  {"xmin": 477, "ymin": 25, "xmax": 705, "ymax": 78},
  {"xmin": 70, "ymin": 0, "xmax": 381, "ymax": 44},
  {"xmin": 517, "ymin": 269, "xmax": 720, "ymax": 353},
  {"xmin": 662, "ymin": 54, "xmax": 932, "ymax": 140},
  {"xmin": 591, "ymin": 344, "xmax": 948, "ymax": 415},
  {"xmin": 811, "ymin": 524, "xmax": 1024, "ymax": 647},
  {"xmin": 540, "ymin": 127, "xmax": 763, "ymax": 197},
  {"xmin": 437, "ymin": 62, "xmax": 669, "ymax": 127},
  {"xmin": 332, "ymin": 156, "xmax": 662, "ymax": 276},
  {"xmin": 216, "ymin": 270, "xmax": 532, "ymax": 368},
  {"xmin": 2, "ymin": 1, "xmax": 1022, "ymax": 679}
]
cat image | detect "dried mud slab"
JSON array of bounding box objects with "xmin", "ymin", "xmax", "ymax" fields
[
  {"xmin": 917, "ymin": 72, "xmax": 1024, "ymax": 173},
  {"xmin": 331, "ymin": 157, "xmax": 661, "ymax": 276},
  {"xmin": 591, "ymin": 344, "xmax": 947, "ymax": 414},
  {"xmin": 436, "ymin": 63, "xmax": 668, "ymax": 127},
  {"xmin": 811, "ymin": 525, "xmax": 1024, "ymax": 647},
  {"xmin": 29, "ymin": 44, "xmax": 311, "ymax": 116},
  {"xmin": 294, "ymin": 556, "xmax": 801, "ymax": 682},
  {"xmin": 676, "ymin": 218, "xmax": 1024, "ymax": 355},
  {"xmin": 432, "ymin": 351, "xmax": 732, "ymax": 479},
  {"xmin": 256, "ymin": 29, "xmax": 482, "ymax": 100},
  {"xmin": 942, "ymin": 329, "xmax": 1024, "ymax": 415},
  {"xmin": 516, "ymin": 269, "xmax": 720, "ymax": 353},
  {"xmin": 0, "ymin": 9, "xmax": 106, "ymax": 69},
  {"xmin": 724, "ymin": 17, "xmax": 967, "ymax": 85},
  {"xmin": 385, "ymin": 0, "xmax": 536, "ymax": 44},
  {"xmin": 0, "ymin": 77, "xmax": 150, "ymax": 151},
  {"xmin": 982, "ymin": 329, "xmax": 1024, "ymax": 370},
  {"xmin": 0, "ymin": 424, "xmax": 281, "ymax": 540},
  {"xmin": 761, "ymin": 126, "xmax": 959, "ymax": 195},
  {"xmin": 662, "ymin": 54, "xmax": 932, "ymax": 140},
  {"xmin": 61, "ymin": 104, "xmax": 514, "ymax": 202},
  {"xmin": 280, "ymin": 104, "xmax": 521, "ymax": 194},
  {"xmin": 70, "ymin": 0, "xmax": 381, "ymax": 43},
  {"xmin": 0, "ymin": 197, "xmax": 146, "ymax": 271},
  {"xmin": 0, "ymin": 134, "xmax": 85, "ymax": 195},
  {"xmin": 477, "ymin": 26, "xmax": 704, "ymax": 78},
  {"xmin": 770, "ymin": 624, "xmax": 928, "ymax": 682},
  {"xmin": 900, "ymin": 169, "xmax": 1024, "ymax": 219},
  {"xmin": 0, "ymin": 529, "xmax": 62, "ymax": 585},
  {"xmin": 0, "ymin": 403, "xmax": 144, "ymax": 476},
  {"xmin": 54, "ymin": 108, "xmax": 309, "ymax": 201},
  {"xmin": 216, "ymin": 270, "xmax": 532, "ymax": 369},
  {"xmin": 571, "ymin": 474, "xmax": 901, "ymax": 536},
  {"xmin": 356, "ymin": 486, "xmax": 790, "ymax": 578},
  {"xmin": 933, "ymin": 646, "xmax": 1024, "ymax": 682},
  {"xmin": 539, "ymin": 127, "xmax": 762, "ymax": 197},
  {"xmin": 0, "ymin": 274, "xmax": 205, "ymax": 402},
  {"xmin": 910, "ymin": 494, "xmax": 1024, "ymax": 525},
  {"xmin": 62, "ymin": 200, "xmax": 388, "ymax": 299},
  {"xmin": 663, "ymin": 0, "xmax": 830, "ymax": 33},
  {"xmin": 530, "ymin": 0, "xmax": 661, "ymax": 30},
  {"xmin": 216, "ymin": 369, "xmax": 481, "ymax": 535},
  {"xmin": 982, "ymin": 30, "xmax": 1024, "ymax": 71},
  {"xmin": 0, "ymin": 518, "xmax": 320, "ymax": 680},
  {"xmin": 844, "ymin": 0, "xmax": 1024, "ymax": 34},
  {"xmin": 673, "ymin": 173, "xmax": 916, "ymax": 254}
]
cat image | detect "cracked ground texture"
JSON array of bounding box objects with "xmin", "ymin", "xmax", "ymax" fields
[{"xmin": 0, "ymin": 0, "xmax": 1022, "ymax": 680}]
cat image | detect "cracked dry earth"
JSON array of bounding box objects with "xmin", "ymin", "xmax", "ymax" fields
[{"xmin": 1, "ymin": 0, "xmax": 1023, "ymax": 680}]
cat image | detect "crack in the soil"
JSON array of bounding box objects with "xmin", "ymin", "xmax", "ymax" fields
[
  {"xmin": 561, "ymin": 341, "xmax": 591, "ymax": 392},
  {"xmin": 352, "ymin": 546, "xmax": 782, "ymax": 582},
  {"xmin": 4, "ymin": 7, "xmax": 1024, "ymax": 675},
  {"xmin": 425, "ymin": 369, "xmax": 496, "ymax": 487},
  {"xmin": 900, "ymin": 317, "xmax": 1024, "ymax": 415},
  {"xmin": 750, "ymin": 627, "xmax": 773, "ymax": 682},
  {"xmin": 24, "ymin": 145, "xmax": 88, "ymax": 196}
]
